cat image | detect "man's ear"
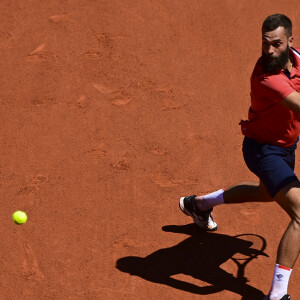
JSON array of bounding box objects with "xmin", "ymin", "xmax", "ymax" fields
[{"xmin": 288, "ymin": 36, "xmax": 294, "ymax": 47}]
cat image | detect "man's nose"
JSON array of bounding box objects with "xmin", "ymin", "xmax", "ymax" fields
[{"xmin": 266, "ymin": 45, "xmax": 275, "ymax": 55}]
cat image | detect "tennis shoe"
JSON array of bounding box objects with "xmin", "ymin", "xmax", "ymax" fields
[{"xmin": 179, "ymin": 195, "xmax": 218, "ymax": 231}]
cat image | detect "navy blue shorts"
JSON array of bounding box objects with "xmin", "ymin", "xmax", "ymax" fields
[{"xmin": 242, "ymin": 136, "xmax": 299, "ymax": 198}]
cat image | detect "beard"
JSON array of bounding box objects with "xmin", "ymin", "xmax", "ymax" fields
[{"xmin": 261, "ymin": 46, "xmax": 290, "ymax": 73}]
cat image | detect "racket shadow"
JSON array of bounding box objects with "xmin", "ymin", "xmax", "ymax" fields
[{"xmin": 116, "ymin": 223, "xmax": 268, "ymax": 300}]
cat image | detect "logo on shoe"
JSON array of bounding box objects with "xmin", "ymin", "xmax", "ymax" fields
[{"xmin": 276, "ymin": 274, "xmax": 284, "ymax": 281}]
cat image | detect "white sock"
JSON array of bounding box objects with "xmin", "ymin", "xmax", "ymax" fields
[
  {"xmin": 197, "ymin": 189, "xmax": 224, "ymax": 211},
  {"xmin": 269, "ymin": 264, "xmax": 292, "ymax": 300}
]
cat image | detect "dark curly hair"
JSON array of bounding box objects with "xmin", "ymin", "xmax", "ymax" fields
[{"xmin": 262, "ymin": 14, "xmax": 292, "ymax": 37}]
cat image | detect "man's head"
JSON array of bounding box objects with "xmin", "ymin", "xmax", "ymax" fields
[{"xmin": 261, "ymin": 14, "xmax": 294, "ymax": 72}]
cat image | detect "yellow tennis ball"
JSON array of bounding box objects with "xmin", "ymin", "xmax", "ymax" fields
[{"xmin": 12, "ymin": 211, "xmax": 27, "ymax": 225}]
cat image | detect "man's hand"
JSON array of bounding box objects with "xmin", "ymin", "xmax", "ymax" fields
[{"xmin": 281, "ymin": 91, "xmax": 300, "ymax": 114}]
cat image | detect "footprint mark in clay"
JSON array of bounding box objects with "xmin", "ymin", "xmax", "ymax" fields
[
  {"xmin": 32, "ymin": 97, "xmax": 57, "ymax": 106},
  {"xmin": 159, "ymin": 98, "xmax": 185, "ymax": 111},
  {"xmin": 149, "ymin": 174, "xmax": 198, "ymax": 188},
  {"xmin": 30, "ymin": 44, "xmax": 46, "ymax": 54},
  {"xmin": 22, "ymin": 243, "xmax": 45, "ymax": 281},
  {"xmin": 93, "ymin": 83, "xmax": 115, "ymax": 95},
  {"xmin": 17, "ymin": 175, "xmax": 47, "ymax": 206},
  {"xmin": 85, "ymin": 143, "xmax": 106, "ymax": 158},
  {"xmin": 75, "ymin": 95, "xmax": 89, "ymax": 108},
  {"xmin": 25, "ymin": 44, "xmax": 51, "ymax": 62},
  {"xmin": 83, "ymin": 49, "xmax": 103, "ymax": 59},
  {"xmin": 111, "ymin": 157, "xmax": 130, "ymax": 172},
  {"xmin": 86, "ymin": 149, "xmax": 106, "ymax": 158},
  {"xmin": 17, "ymin": 185, "xmax": 37, "ymax": 196},
  {"xmin": 31, "ymin": 175, "xmax": 47, "ymax": 186},
  {"xmin": 150, "ymin": 148, "xmax": 168, "ymax": 156},
  {"xmin": 49, "ymin": 13, "xmax": 74, "ymax": 23},
  {"xmin": 112, "ymin": 98, "xmax": 131, "ymax": 106}
]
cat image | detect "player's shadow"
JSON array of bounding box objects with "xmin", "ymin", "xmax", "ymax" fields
[{"xmin": 116, "ymin": 224, "xmax": 268, "ymax": 300}]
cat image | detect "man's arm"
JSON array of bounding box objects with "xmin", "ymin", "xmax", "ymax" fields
[{"xmin": 280, "ymin": 91, "xmax": 300, "ymax": 114}]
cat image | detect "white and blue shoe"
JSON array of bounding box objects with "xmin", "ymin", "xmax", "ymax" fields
[{"xmin": 179, "ymin": 195, "xmax": 218, "ymax": 231}]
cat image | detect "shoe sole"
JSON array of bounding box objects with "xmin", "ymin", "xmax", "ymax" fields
[
  {"xmin": 263, "ymin": 296, "xmax": 291, "ymax": 300},
  {"xmin": 179, "ymin": 197, "xmax": 218, "ymax": 231}
]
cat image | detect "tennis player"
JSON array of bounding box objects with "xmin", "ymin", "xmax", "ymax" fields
[{"xmin": 179, "ymin": 14, "xmax": 300, "ymax": 300}]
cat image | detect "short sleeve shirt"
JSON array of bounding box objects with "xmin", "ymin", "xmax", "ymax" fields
[{"xmin": 240, "ymin": 47, "xmax": 300, "ymax": 148}]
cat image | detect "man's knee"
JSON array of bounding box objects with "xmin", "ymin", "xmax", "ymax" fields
[{"xmin": 275, "ymin": 180, "xmax": 300, "ymax": 222}]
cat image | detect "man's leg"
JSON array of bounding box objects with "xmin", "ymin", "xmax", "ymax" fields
[
  {"xmin": 196, "ymin": 179, "xmax": 300, "ymax": 266},
  {"xmin": 196, "ymin": 180, "xmax": 273, "ymax": 211},
  {"xmin": 218, "ymin": 179, "xmax": 300, "ymax": 267},
  {"xmin": 264, "ymin": 180, "xmax": 300, "ymax": 300},
  {"xmin": 224, "ymin": 180, "xmax": 273, "ymax": 203},
  {"xmin": 274, "ymin": 180, "xmax": 300, "ymax": 268}
]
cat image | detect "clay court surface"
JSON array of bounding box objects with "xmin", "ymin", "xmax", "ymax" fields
[{"xmin": 1, "ymin": 1, "xmax": 300, "ymax": 299}]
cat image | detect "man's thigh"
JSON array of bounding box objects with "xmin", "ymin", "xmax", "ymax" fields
[{"xmin": 243, "ymin": 137, "xmax": 298, "ymax": 198}]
